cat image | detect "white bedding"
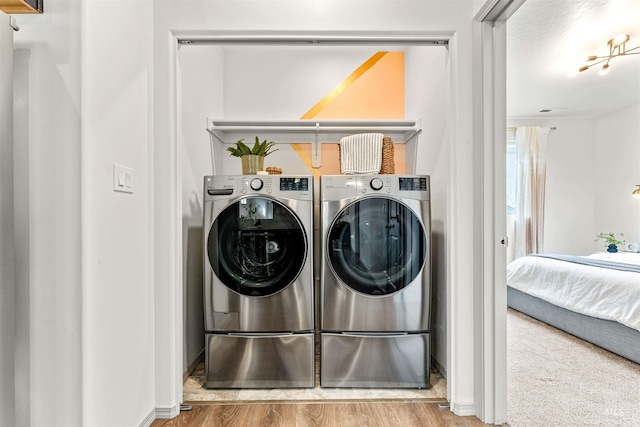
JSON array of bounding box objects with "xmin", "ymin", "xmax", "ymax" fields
[{"xmin": 507, "ymin": 252, "xmax": 640, "ymax": 332}]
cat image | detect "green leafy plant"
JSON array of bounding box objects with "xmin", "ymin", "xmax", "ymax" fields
[
  {"xmin": 227, "ymin": 136, "xmax": 278, "ymax": 157},
  {"xmin": 594, "ymin": 232, "xmax": 625, "ymax": 247},
  {"xmin": 241, "ymin": 202, "xmax": 257, "ymax": 220}
]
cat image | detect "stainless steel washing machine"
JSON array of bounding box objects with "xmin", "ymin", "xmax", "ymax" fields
[
  {"xmin": 203, "ymin": 175, "xmax": 315, "ymax": 388},
  {"xmin": 320, "ymin": 174, "xmax": 431, "ymax": 388}
]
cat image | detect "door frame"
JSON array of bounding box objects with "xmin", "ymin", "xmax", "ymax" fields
[{"xmin": 473, "ymin": 0, "xmax": 527, "ymax": 423}]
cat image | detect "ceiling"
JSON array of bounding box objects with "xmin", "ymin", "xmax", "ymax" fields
[{"xmin": 507, "ymin": 0, "xmax": 640, "ymax": 118}]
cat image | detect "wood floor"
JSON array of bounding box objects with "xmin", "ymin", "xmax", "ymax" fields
[{"xmin": 151, "ymin": 401, "xmax": 493, "ymax": 426}]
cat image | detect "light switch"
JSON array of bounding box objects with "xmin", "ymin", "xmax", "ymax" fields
[{"xmin": 113, "ymin": 164, "xmax": 134, "ymax": 194}]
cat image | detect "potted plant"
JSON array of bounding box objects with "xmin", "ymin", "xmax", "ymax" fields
[
  {"xmin": 594, "ymin": 232, "xmax": 625, "ymax": 253},
  {"xmin": 227, "ymin": 136, "xmax": 278, "ymax": 175}
]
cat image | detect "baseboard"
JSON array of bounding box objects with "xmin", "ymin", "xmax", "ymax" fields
[
  {"xmin": 450, "ymin": 401, "xmax": 476, "ymax": 417},
  {"xmin": 139, "ymin": 408, "xmax": 156, "ymax": 427},
  {"xmin": 431, "ymin": 356, "xmax": 447, "ymax": 380},
  {"xmin": 183, "ymin": 348, "xmax": 205, "ymax": 382},
  {"xmin": 155, "ymin": 405, "xmax": 180, "ymax": 420}
]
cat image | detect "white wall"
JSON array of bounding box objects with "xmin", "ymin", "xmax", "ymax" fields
[
  {"xmin": 11, "ymin": 0, "xmax": 156, "ymax": 425},
  {"xmin": 594, "ymin": 103, "xmax": 640, "ymax": 248},
  {"xmin": 179, "ymin": 45, "xmax": 223, "ymax": 374},
  {"xmin": 219, "ymin": 45, "xmax": 377, "ymax": 175},
  {"xmin": 406, "ymin": 46, "xmax": 450, "ymax": 374},
  {"xmin": 12, "ymin": 1, "xmax": 83, "ymax": 425},
  {"xmin": 81, "ymin": 0, "xmax": 155, "ymax": 425}
]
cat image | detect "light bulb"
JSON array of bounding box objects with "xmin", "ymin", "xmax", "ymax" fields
[
  {"xmin": 633, "ymin": 185, "xmax": 640, "ymax": 199},
  {"xmin": 612, "ymin": 34, "xmax": 629, "ymax": 47}
]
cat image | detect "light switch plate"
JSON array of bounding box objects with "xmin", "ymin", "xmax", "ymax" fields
[{"xmin": 113, "ymin": 164, "xmax": 134, "ymax": 194}]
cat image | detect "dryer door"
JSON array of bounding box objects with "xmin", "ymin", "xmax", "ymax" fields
[
  {"xmin": 208, "ymin": 196, "xmax": 307, "ymax": 297},
  {"xmin": 327, "ymin": 197, "xmax": 426, "ymax": 296}
]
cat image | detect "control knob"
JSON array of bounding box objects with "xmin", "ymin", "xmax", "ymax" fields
[
  {"xmin": 250, "ymin": 178, "xmax": 263, "ymax": 191},
  {"xmin": 370, "ymin": 177, "xmax": 384, "ymax": 191}
]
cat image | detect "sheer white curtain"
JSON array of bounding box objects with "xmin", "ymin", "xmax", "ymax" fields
[{"xmin": 514, "ymin": 126, "xmax": 550, "ymax": 258}]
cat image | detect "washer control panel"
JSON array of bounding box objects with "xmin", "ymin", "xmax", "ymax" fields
[
  {"xmin": 241, "ymin": 176, "xmax": 310, "ymax": 194},
  {"xmin": 204, "ymin": 175, "xmax": 312, "ymax": 201}
]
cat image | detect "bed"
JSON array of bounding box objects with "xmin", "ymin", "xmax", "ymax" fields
[{"xmin": 507, "ymin": 251, "xmax": 640, "ymax": 364}]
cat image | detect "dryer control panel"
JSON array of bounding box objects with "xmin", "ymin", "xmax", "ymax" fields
[
  {"xmin": 399, "ymin": 177, "xmax": 428, "ymax": 192},
  {"xmin": 280, "ymin": 177, "xmax": 310, "ymax": 191},
  {"xmin": 321, "ymin": 174, "xmax": 430, "ymax": 201}
]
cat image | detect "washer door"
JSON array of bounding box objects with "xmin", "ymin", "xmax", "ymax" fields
[
  {"xmin": 208, "ymin": 196, "xmax": 307, "ymax": 297},
  {"xmin": 327, "ymin": 197, "xmax": 426, "ymax": 296}
]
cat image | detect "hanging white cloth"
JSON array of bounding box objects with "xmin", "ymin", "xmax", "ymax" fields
[
  {"xmin": 514, "ymin": 126, "xmax": 550, "ymax": 259},
  {"xmin": 339, "ymin": 133, "xmax": 383, "ymax": 175}
]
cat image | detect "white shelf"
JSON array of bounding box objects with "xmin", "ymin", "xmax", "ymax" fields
[
  {"xmin": 207, "ymin": 119, "xmax": 422, "ymax": 144},
  {"xmin": 206, "ymin": 118, "xmax": 422, "ymax": 171}
]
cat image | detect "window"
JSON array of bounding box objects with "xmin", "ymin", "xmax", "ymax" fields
[{"xmin": 506, "ymin": 128, "xmax": 517, "ymax": 215}]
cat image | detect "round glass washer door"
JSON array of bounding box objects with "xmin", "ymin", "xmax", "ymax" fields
[
  {"xmin": 208, "ymin": 196, "xmax": 307, "ymax": 297},
  {"xmin": 327, "ymin": 197, "xmax": 427, "ymax": 296}
]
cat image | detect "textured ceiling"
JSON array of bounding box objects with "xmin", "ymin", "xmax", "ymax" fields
[{"xmin": 507, "ymin": 0, "xmax": 640, "ymax": 118}]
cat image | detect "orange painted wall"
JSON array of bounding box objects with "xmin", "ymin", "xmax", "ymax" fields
[{"xmin": 292, "ymin": 51, "xmax": 407, "ymax": 177}]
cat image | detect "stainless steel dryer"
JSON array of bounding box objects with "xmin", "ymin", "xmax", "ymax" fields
[
  {"xmin": 320, "ymin": 174, "xmax": 431, "ymax": 388},
  {"xmin": 203, "ymin": 175, "xmax": 314, "ymax": 388}
]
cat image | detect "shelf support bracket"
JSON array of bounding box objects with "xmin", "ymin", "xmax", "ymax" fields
[
  {"xmin": 311, "ymin": 122, "xmax": 321, "ymax": 168},
  {"xmin": 405, "ymin": 128, "xmax": 422, "ymax": 144},
  {"xmin": 207, "ymin": 123, "xmax": 227, "ymax": 145}
]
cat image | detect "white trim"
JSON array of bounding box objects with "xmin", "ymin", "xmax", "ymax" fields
[
  {"xmin": 450, "ymin": 401, "xmax": 477, "ymax": 417},
  {"xmin": 473, "ymin": 0, "xmax": 527, "ymax": 423},
  {"xmin": 147, "ymin": 17, "xmax": 158, "ymax": 427},
  {"xmin": 491, "ymin": 19, "xmax": 509, "ymax": 424},
  {"xmin": 473, "ymin": 18, "xmax": 509, "ymax": 425},
  {"xmin": 153, "ymin": 31, "xmax": 183, "ymax": 417},
  {"xmin": 475, "ymin": 0, "xmax": 526, "ymax": 21},
  {"xmin": 160, "ymin": 29, "xmax": 467, "ymax": 417},
  {"xmin": 170, "ymin": 30, "xmax": 184, "ymax": 411},
  {"xmin": 445, "ymin": 30, "xmax": 458, "ymax": 409},
  {"xmin": 154, "ymin": 405, "xmax": 180, "ymax": 420},
  {"xmin": 139, "ymin": 408, "xmax": 157, "ymax": 427}
]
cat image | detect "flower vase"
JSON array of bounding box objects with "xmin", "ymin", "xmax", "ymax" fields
[
  {"xmin": 241, "ymin": 154, "xmax": 264, "ymax": 175},
  {"xmin": 607, "ymin": 244, "xmax": 618, "ymax": 253}
]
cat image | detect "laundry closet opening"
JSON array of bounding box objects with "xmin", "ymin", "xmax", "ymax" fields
[{"xmin": 177, "ymin": 36, "xmax": 452, "ymax": 400}]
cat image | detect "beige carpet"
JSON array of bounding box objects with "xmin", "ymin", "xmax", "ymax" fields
[{"xmin": 507, "ymin": 309, "xmax": 640, "ymax": 426}]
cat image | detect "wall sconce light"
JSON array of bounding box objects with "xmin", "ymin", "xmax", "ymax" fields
[
  {"xmin": 633, "ymin": 185, "xmax": 640, "ymax": 199},
  {"xmin": 573, "ymin": 34, "xmax": 640, "ymax": 76}
]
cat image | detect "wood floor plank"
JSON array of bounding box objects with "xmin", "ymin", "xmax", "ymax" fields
[{"xmin": 150, "ymin": 401, "xmax": 493, "ymax": 427}]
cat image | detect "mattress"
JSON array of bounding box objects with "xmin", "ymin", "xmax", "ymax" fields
[{"xmin": 506, "ymin": 252, "xmax": 640, "ymax": 332}]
